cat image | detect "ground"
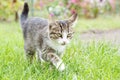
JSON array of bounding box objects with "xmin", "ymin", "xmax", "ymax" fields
[
  {"xmin": 80, "ymin": 29, "xmax": 120, "ymax": 44},
  {"xmin": 0, "ymin": 15, "xmax": 120, "ymax": 80}
]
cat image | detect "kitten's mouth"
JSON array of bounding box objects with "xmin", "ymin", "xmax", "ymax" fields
[{"xmin": 61, "ymin": 42, "xmax": 66, "ymax": 45}]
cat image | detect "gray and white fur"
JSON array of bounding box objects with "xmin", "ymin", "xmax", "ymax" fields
[{"xmin": 20, "ymin": 2, "xmax": 77, "ymax": 71}]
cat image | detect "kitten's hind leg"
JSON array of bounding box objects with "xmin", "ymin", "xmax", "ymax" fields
[
  {"xmin": 25, "ymin": 50, "xmax": 35, "ymax": 63},
  {"xmin": 47, "ymin": 53, "xmax": 65, "ymax": 71},
  {"xmin": 24, "ymin": 44, "xmax": 35, "ymax": 63},
  {"xmin": 24, "ymin": 40, "xmax": 35, "ymax": 63}
]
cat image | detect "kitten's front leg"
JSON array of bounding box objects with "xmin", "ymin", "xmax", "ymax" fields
[
  {"xmin": 36, "ymin": 48, "xmax": 45, "ymax": 63},
  {"xmin": 47, "ymin": 53, "xmax": 65, "ymax": 71}
]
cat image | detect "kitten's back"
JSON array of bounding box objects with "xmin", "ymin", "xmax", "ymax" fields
[
  {"xmin": 24, "ymin": 17, "xmax": 48, "ymax": 29},
  {"xmin": 22, "ymin": 17, "xmax": 49, "ymax": 39}
]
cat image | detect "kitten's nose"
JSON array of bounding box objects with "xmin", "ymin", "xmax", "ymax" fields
[{"xmin": 61, "ymin": 41, "xmax": 66, "ymax": 45}]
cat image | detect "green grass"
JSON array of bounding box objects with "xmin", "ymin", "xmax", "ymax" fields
[{"xmin": 0, "ymin": 16, "xmax": 120, "ymax": 80}]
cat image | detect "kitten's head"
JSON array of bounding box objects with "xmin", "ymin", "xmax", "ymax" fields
[{"xmin": 49, "ymin": 13, "xmax": 77, "ymax": 46}]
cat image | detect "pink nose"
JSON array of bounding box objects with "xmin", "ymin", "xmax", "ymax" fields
[{"xmin": 61, "ymin": 41, "xmax": 66, "ymax": 45}]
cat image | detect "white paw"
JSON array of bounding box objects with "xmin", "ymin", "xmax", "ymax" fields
[
  {"xmin": 56, "ymin": 61, "xmax": 65, "ymax": 71},
  {"xmin": 58, "ymin": 63, "xmax": 65, "ymax": 71}
]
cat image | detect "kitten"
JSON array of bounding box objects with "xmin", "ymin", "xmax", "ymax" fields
[{"xmin": 20, "ymin": 2, "xmax": 77, "ymax": 71}]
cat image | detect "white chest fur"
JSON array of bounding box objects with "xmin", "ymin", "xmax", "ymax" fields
[{"xmin": 46, "ymin": 40, "xmax": 66, "ymax": 53}]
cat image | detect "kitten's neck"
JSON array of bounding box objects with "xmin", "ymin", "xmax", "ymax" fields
[{"xmin": 46, "ymin": 40, "xmax": 66, "ymax": 53}]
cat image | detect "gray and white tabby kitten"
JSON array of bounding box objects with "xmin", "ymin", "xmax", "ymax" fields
[{"xmin": 20, "ymin": 2, "xmax": 77, "ymax": 71}]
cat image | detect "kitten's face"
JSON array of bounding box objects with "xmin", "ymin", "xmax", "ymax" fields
[{"xmin": 49, "ymin": 13, "xmax": 77, "ymax": 46}]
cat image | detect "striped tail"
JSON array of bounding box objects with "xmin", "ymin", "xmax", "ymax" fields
[{"xmin": 20, "ymin": 2, "xmax": 29, "ymax": 25}]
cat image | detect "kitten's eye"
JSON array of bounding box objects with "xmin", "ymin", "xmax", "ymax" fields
[
  {"xmin": 67, "ymin": 33, "xmax": 72, "ymax": 38},
  {"xmin": 57, "ymin": 33, "xmax": 62, "ymax": 38}
]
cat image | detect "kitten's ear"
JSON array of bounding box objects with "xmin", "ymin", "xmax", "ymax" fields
[
  {"xmin": 48, "ymin": 20, "xmax": 53, "ymax": 30},
  {"xmin": 49, "ymin": 24, "xmax": 52, "ymax": 30},
  {"xmin": 68, "ymin": 13, "xmax": 78, "ymax": 26},
  {"xmin": 49, "ymin": 22, "xmax": 56, "ymax": 30},
  {"xmin": 48, "ymin": 19, "xmax": 58, "ymax": 30}
]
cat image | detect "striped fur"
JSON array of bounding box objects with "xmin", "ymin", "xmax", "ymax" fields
[{"xmin": 20, "ymin": 2, "xmax": 77, "ymax": 71}]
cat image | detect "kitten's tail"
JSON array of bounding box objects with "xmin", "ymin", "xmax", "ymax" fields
[{"xmin": 20, "ymin": 2, "xmax": 29, "ymax": 25}]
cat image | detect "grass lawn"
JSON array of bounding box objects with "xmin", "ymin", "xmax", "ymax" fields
[{"xmin": 0, "ymin": 16, "xmax": 120, "ymax": 80}]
